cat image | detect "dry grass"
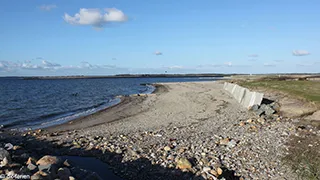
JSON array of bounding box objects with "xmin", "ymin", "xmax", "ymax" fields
[{"xmin": 283, "ymin": 133, "xmax": 320, "ymax": 180}]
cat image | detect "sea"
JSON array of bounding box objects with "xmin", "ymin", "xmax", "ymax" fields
[{"xmin": 0, "ymin": 77, "xmax": 221, "ymax": 131}]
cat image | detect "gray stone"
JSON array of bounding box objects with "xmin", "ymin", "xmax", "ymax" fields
[
  {"xmin": 254, "ymin": 109, "xmax": 265, "ymax": 116},
  {"xmin": 27, "ymin": 163, "xmax": 38, "ymax": 171},
  {"xmin": 38, "ymin": 163, "xmax": 58, "ymax": 176},
  {"xmin": 264, "ymin": 105, "xmax": 276, "ymax": 116},
  {"xmin": 259, "ymin": 104, "xmax": 268, "ymax": 111},
  {"xmin": 250, "ymin": 104, "xmax": 259, "ymax": 111},
  {"xmin": 227, "ymin": 139, "xmax": 237, "ymax": 148},
  {"xmin": 0, "ymin": 148, "xmax": 11, "ymax": 167},
  {"xmin": 270, "ymin": 102, "xmax": 280, "ymax": 112}
]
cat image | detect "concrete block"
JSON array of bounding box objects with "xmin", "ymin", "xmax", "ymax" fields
[
  {"xmin": 233, "ymin": 85, "xmax": 246, "ymax": 103},
  {"xmin": 240, "ymin": 88, "xmax": 253, "ymax": 108},
  {"xmin": 223, "ymin": 82, "xmax": 264, "ymax": 109},
  {"xmin": 231, "ymin": 84, "xmax": 238, "ymax": 94},
  {"xmin": 224, "ymin": 83, "xmax": 229, "ymax": 92},
  {"xmin": 223, "ymin": 82, "xmax": 228, "ymax": 89},
  {"xmin": 240, "ymin": 90, "xmax": 264, "ymax": 109},
  {"xmin": 249, "ymin": 92, "xmax": 264, "ymax": 108},
  {"xmin": 225, "ymin": 83, "xmax": 235, "ymax": 94}
]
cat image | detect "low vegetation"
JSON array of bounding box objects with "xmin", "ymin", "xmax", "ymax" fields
[
  {"xmin": 239, "ymin": 78, "xmax": 320, "ymax": 106},
  {"xmin": 283, "ymin": 133, "xmax": 320, "ymax": 180}
]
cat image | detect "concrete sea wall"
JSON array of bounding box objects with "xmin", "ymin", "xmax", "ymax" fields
[{"xmin": 223, "ymin": 82, "xmax": 264, "ymax": 109}]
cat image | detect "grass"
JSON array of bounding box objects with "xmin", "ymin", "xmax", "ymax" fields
[{"xmin": 239, "ymin": 79, "xmax": 320, "ymax": 106}]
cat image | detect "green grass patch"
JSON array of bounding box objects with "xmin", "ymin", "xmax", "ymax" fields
[{"xmin": 239, "ymin": 80, "xmax": 320, "ymax": 105}]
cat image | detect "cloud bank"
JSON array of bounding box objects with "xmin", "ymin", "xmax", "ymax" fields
[
  {"xmin": 292, "ymin": 50, "xmax": 310, "ymax": 56},
  {"xmin": 0, "ymin": 60, "xmax": 63, "ymax": 72},
  {"xmin": 64, "ymin": 8, "xmax": 128, "ymax": 28},
  {"xmin": 0, "ymin": 60, "xmax": 127, "ymax": 73}
]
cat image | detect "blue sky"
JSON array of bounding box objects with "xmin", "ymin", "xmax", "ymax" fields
[{"xmin": 0, "ymin": 0, "xmax": 319, "ymax": 76}]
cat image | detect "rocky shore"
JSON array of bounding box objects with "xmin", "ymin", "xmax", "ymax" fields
[
  {"xmin": 1, "ymin": 81, "xmax": 319, "ymax": 179},
  {"xmin": 0, "ymin": 135, "xmax": 104, "ymax": 180}
]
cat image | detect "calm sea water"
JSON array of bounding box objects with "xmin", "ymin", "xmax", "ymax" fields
[{"xmin": 0, "ymin": 77, "xmax": 220, "ymax": 131}]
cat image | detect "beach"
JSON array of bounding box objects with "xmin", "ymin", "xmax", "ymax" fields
[
  {"xmin": 2, "ymin": 81, "xmax": 319, "ymax": 179},
  {"xmin": 46, "ymin": 81, "xmax": 249, "ymax": 135},
  {"xmin": 41, "ymin": 81, "xmax": 297, "ymax": 179}
]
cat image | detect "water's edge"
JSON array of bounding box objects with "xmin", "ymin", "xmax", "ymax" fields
[{"xmin": 9, "ymin": 84, "xmax": 156, "ymax": 132}]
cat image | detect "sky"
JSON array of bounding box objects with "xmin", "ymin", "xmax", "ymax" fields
[{"xmin": 0, "ymin": 0, "xmax": 319, "ymax": 76}]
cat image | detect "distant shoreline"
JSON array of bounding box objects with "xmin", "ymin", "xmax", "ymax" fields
[{"xmin": 21, "ymin": 74, "xmax": 231, "ymax": 80}]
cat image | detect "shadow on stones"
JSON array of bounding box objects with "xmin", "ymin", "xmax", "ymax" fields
[
  {"xmin": 261, "ymin": 98, "xmax": 274, "ymax": 105},
  {"xmin": 220, "ymin": 167, "xmax": 240, "ymax": 180},
  {"xmin": 0, "ymin": 132, "xmax": 230, "ymax": 180}
]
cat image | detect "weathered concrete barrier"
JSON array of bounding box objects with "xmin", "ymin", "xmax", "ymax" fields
[{"xmin": 223, "ymin": 82, "xmax": 263, "ymax": 109}]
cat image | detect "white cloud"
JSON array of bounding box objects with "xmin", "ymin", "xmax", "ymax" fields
[
  {"xmin": 104, "ymin": 8, "xmax": 128, "ymax": 22},
  {"xmin": 64, "ymin": 8, "xmax": 128, "ymax": 28},
  {"xmin": 154, "ymin": 51, "xmax": 163, "ymax": 55},
  {"xmin": 0, "ymin": 61, "xmax": 9, "ymax": 71},
  {"xmin": 0, "ymin": 60, "xmax": 127, "ymax": 74},
  {"xmin": 80, "ymin": 61, "xmax": 94, "ymax": 69},
  {"xmin": 292, "ymin": 50, "xmax": 310, "ymax": 56},
  {"xmin": 39, "ymin": 4, "xmax": 57, "ymax": 11},
  {"xmin": 21, "ymin": 60, "xmax": 41, "ymax": 69},
  {"xmin": 42, "ymin": 60, "xmax": 61, "ymax": 69}
]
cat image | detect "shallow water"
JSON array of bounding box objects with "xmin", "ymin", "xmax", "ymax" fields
[{"xmin": 0, "ymin": 77, "xmax": 220, "ymax": 131}]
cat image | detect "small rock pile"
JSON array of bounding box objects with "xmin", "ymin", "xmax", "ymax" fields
[
  {"xmin": 250, "ymin": 102, "xmax": 280, "ymax": 117},
  {"xmin": 0, "ymin": 145, "xmax": 102, "ymax": 180}
]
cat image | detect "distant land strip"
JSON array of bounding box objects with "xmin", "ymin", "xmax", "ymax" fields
[{"xmin": 20, "ymin": 74, "xmax": 234, "ymax": 80}]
